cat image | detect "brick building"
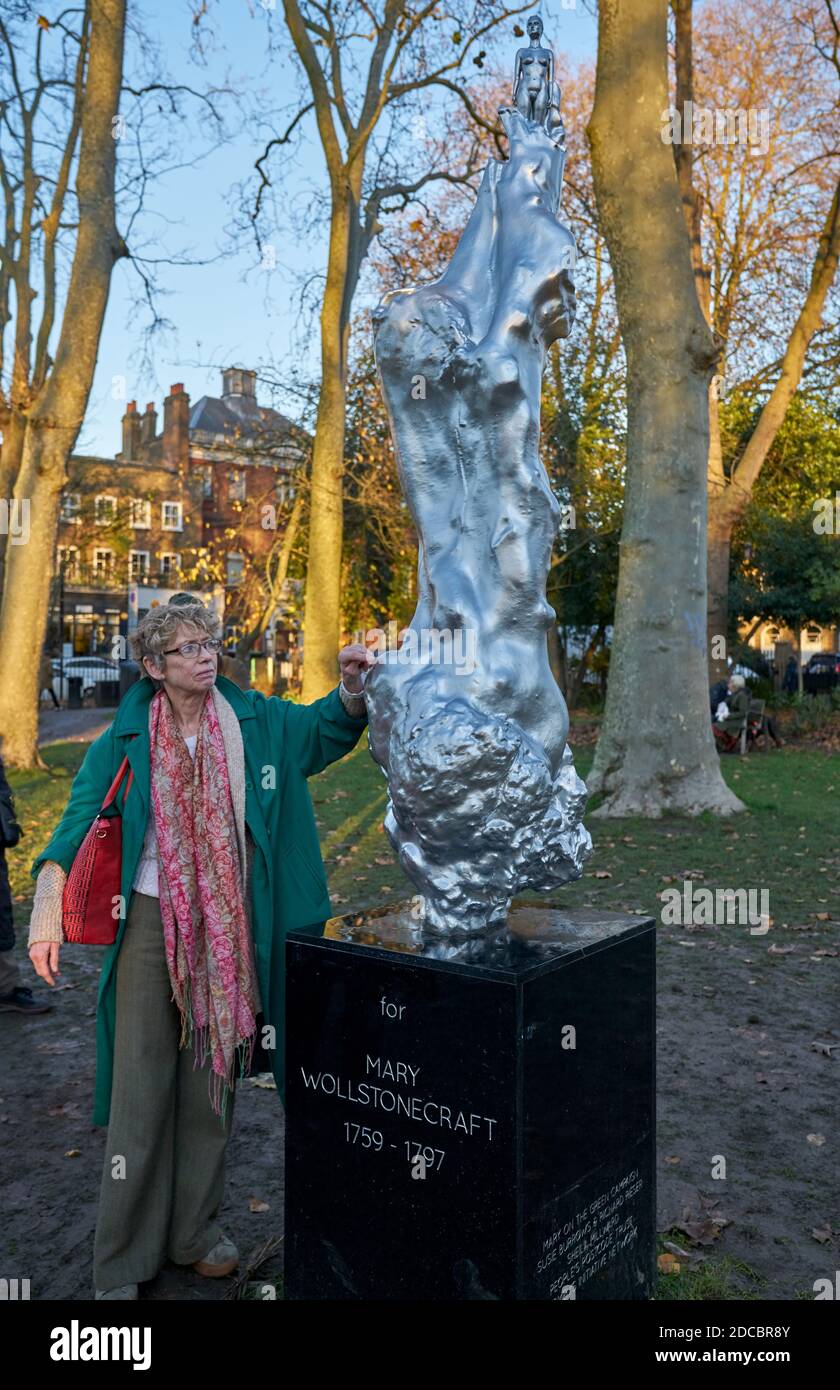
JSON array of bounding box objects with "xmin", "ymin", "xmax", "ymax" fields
[{"xmin": 49, "ymin": 368, "xmax": 305, "ymax": 678}]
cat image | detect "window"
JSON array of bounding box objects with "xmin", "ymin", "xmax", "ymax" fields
[
  {"xmin": 60, "ymin": 493, "xmax": 81, "ymax": 524},
  {"xmin": 228, "ymin": 469, "xmax": 246, "ymax": 502},
  {"xmin": 129, "ymin": 550, "xmax": 150, "ymax": 580},
  {"xmin": 94, "ymin": 494, "xmax": 117, "ymax": 525},
  {"xmin": 129, "ymin": 498, "xmax": 151, "ymax": 529},
  {"xmin": 201, "ymin": 465, "xmax": 214, "ymax": 500},
  {"xmin": 274, "ymin": 476, "xmax": 296, "ymax": 504},
  {"xmin": 226, "ymin": 552, "xmax": 244, "ymax": 586},
  {"xmin": 159, "ymin": 552, "xmax": 180, "ymax": 579},
  {"xmin": 93, "ymin": 548, "xmax": 114, "ymax": 578},
  {"xmin": 161, "ymin": 501, "xmax": 183, "ymax": 531},
  {"xmin": 58, "ymin": 545, "xmax": 80, "ymax": 581}
]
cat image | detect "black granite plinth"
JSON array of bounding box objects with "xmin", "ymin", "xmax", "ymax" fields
[{"xmin": 285, "ymin": 902, "xmax": 655, "ymax": 1300}]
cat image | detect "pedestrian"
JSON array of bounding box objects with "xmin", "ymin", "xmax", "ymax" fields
[
  {"xmin": 39, "ymin": 651, "xmax": 60, "ymax": 708},
  {"xmin": 0, "ymin": 752, "xmax": 52, "ymax": 1014},
  {"xmin": 709, "ymin": 676, "xmax": 728, "ymax": 723},
  {"xmin": 782, "ymin": 655, "xmax": 798, "ymax": 694},
  {"xmin": 27, "ymin": 594, "xmax": 372, "ymax": 1300}
]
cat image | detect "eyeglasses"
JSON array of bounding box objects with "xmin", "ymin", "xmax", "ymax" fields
[{"xmin": 161, "ymin": 637, "xmax": 223, "ymax": 658}]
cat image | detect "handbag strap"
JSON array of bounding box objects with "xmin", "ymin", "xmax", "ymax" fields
[{"xmin": 100, "ymin": 734, "xmax": 139, "ymax": 813}]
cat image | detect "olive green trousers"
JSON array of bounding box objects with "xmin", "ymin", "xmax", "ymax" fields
[{"xmin": 93, "ymin": 889, "xmax": 236, "ymax": 1290}]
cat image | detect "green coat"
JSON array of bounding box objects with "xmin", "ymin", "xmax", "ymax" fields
[{"xmin": 30, "ymin": 674, "xmax": 368, "ymax": 1126}]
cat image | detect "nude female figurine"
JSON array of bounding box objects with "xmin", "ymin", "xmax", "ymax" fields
[{"xmin": 512, "ymin": 14, "xmax": 565, "ymax": 142}]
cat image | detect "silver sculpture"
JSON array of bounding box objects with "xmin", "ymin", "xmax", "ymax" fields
[
  {"xmin": 512, "ymin": 13, "xmax": 565, "ymax": 143},
  {"xmin": 365, "ymin": 19, "xmax": 592, "ymax": 935}
]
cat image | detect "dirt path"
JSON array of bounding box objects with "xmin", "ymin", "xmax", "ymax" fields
[
  {"xmin": 1, "ymin": 943, "xmax": 284, "ymax": 1301},
  {"xmin": 3, "ymin": 908, "xmax": 835, "ymax": 1301},
  {"xmin": 654, "ymin": 913, "xmax": 838, "ymax": 1299}
]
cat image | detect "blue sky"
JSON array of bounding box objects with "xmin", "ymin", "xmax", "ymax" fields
[{"xmin": 81, "ymin": 0, "xmax": 598, "ymax": 457}]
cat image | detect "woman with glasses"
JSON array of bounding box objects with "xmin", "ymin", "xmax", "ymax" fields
[{"xmin": 26, "ymin": 594, "xmax": 372, "ymax": 1300}]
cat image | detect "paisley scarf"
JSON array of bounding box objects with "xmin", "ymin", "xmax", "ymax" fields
[{"xmin": 149, "ymin": 686, "xmax": 258, "ymax": 1122}]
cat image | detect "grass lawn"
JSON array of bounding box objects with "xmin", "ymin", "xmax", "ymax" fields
[{"xmin": 7, "ymin": 737, "xmax": 838, "ymax": 1300}]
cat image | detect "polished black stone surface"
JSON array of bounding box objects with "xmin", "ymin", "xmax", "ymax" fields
[{"xmin": 285, "ymin": 900, "xmax": 655, "ymax": 1300}]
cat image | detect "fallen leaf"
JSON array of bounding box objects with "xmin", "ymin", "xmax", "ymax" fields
[
  {"xmin": 811, "ymin": 1041, "xmax": 839, "ymax": 1057},
  {"xmin": 755, "ymin": 1071, "xmax": 797, "ymax": 1090},
  {"xmin": 657, "ymin": 1253, "xmax": 681, "ymax": 1275},
  {"xmin": 664, "ymin": 1155, "xmax": 681, "ymax": 1165},
  {"xmin": 811, "ymin": 1226, "xmax": 834, "ymax": 1244},
  {"xmin": 64, "ymin": 1149, "xmax": 81, "ymax": 1158},
  {"xmin": 380, "ymin": 885, "xmax": 392, "ymax": 892},
  {"xmin": 807, "ymin": 1133, "xmax": 826, "ymax": 1147},
  {"xmin": 813, "ymin": 912, "xmax": 831, "ymax": 921},
  {"xmin": 373, "ymin": 857, "xmax": 393, "ymax": 866},
  {"xmin": 675, "ymin": 1218, "xmax": 725, "ymax": 1246},
  {"xmin": 768, "ymin": 945, "xmax": 795, "ymax": 955},
  {"xmin": 249, "ymin": 1197, "xmax": 270, "ymax": 1213},
  {"xmin": 663, "ymin": 1240, "xmax": 691, "ymax": 1258},
  {"xmin": 594, "ymin": 870, "xmax": 612, "ymax": 879}
]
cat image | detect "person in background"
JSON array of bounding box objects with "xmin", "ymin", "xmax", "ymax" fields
[
  {"xmin": 712, "ymin": 673, "xmax": 749, "ymax": 752},
  {"xmin": 782, "ymin": 655, "xmax": 799, "ymax": 694},
  {"xmin": 709, "ymin": 676, "xmax": 728, "ymax": 723},
  {"xmin": 40, "ymin": 651, "xmax": 60, "ymax": 709},
  {"xmin": 0, "ymin": 751, "xmax": 51, "ymax": 1014}
]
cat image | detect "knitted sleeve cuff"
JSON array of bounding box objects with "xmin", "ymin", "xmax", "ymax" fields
[
  {"xmin": 28, "ymin": 860, "xmax": 67, "ymax": 945},
  {"xmin": 338, "ymin": 679, "xmax": 368, "ymax": 722}
]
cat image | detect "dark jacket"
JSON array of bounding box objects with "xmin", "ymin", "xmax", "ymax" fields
[{"xmin": 0, "ymin": 753, "xmax": 22, "ymax": 950}]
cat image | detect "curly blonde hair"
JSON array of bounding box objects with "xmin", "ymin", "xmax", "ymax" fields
[{"xmin": 128, "ymin": 599, "xmax": 221, "ymax": 689}]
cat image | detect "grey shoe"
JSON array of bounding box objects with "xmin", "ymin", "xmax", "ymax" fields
[
  {"xmin": 95, "ymin": 1284, "xmax": 139, "ymax": 1300},
  {"xmin": 192, "ymin": 1234, "xmax": 239, "ymax": 1277}
]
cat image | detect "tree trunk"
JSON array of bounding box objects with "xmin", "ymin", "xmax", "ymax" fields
[
  {"xmin": 546, "ymin": 622, "xmax": 562, "ymax": 688},
  {"xmin": 301, "ymin": 187, "xmax": 355, "ymax": 701},
  {"xmin": 568, "ymin": 628, "xmax": 600, "ymax": 709},
  {"xmin": 0, "ymin": 404, "xmax": 28, "ymax": 611},
  {"xmin": 586, "ymin": 0, "xmax": 742, "ymax": 817},
  {"xmin": 706, "ymin": 375, "xmax": 729, "ymax": 681},
  {"xmin": 796, "ymin": 624, "xmax": 804, "ymax": 695},
  {"xmin": 0, "ymin": 0, "xmax": 126, "ymax": 770}
]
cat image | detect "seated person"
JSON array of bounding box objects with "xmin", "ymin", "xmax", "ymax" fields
[{"xmin": 713, "ymin": 673, "xmax": 749, "ymax": 751}]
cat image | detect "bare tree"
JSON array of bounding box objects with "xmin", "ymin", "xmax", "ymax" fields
[
  {"xmin": 0, "ymin": 4, "xmax": 234, "ymax": 767},
  {"xmin": 703, "ymin": 0, "xmax": 840, "ymax": 677},
  {"xmin": 586, "ymin": 0, "xmax": 742, "ymax": 816},
  {"xmin": 0, "ymin": 1, "xmax": 127, "ymax": 769},
  {"xmin": 251, "ymin": 0, "xmax": 531, "ymax": 699}
]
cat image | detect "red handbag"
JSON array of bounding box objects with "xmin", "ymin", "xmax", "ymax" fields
[{"xmin": 62, "ymin": 751, "xmax": 135, "ymax": 945}]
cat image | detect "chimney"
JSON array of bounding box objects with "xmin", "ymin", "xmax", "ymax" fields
[
  {"xmin": 221, "ymin": 367, "xmax": 257, "ymax": 400},
  {"xmin": 163, "ymin": 383, "xmax": 190, "ymax": 473},
  {"xmin": 140, "ymin": 401, "xmax": 158, "ymax": 444},
  {"xmin": 121, "ymin": 401, "xmax": 142, "ymax": 460}
]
